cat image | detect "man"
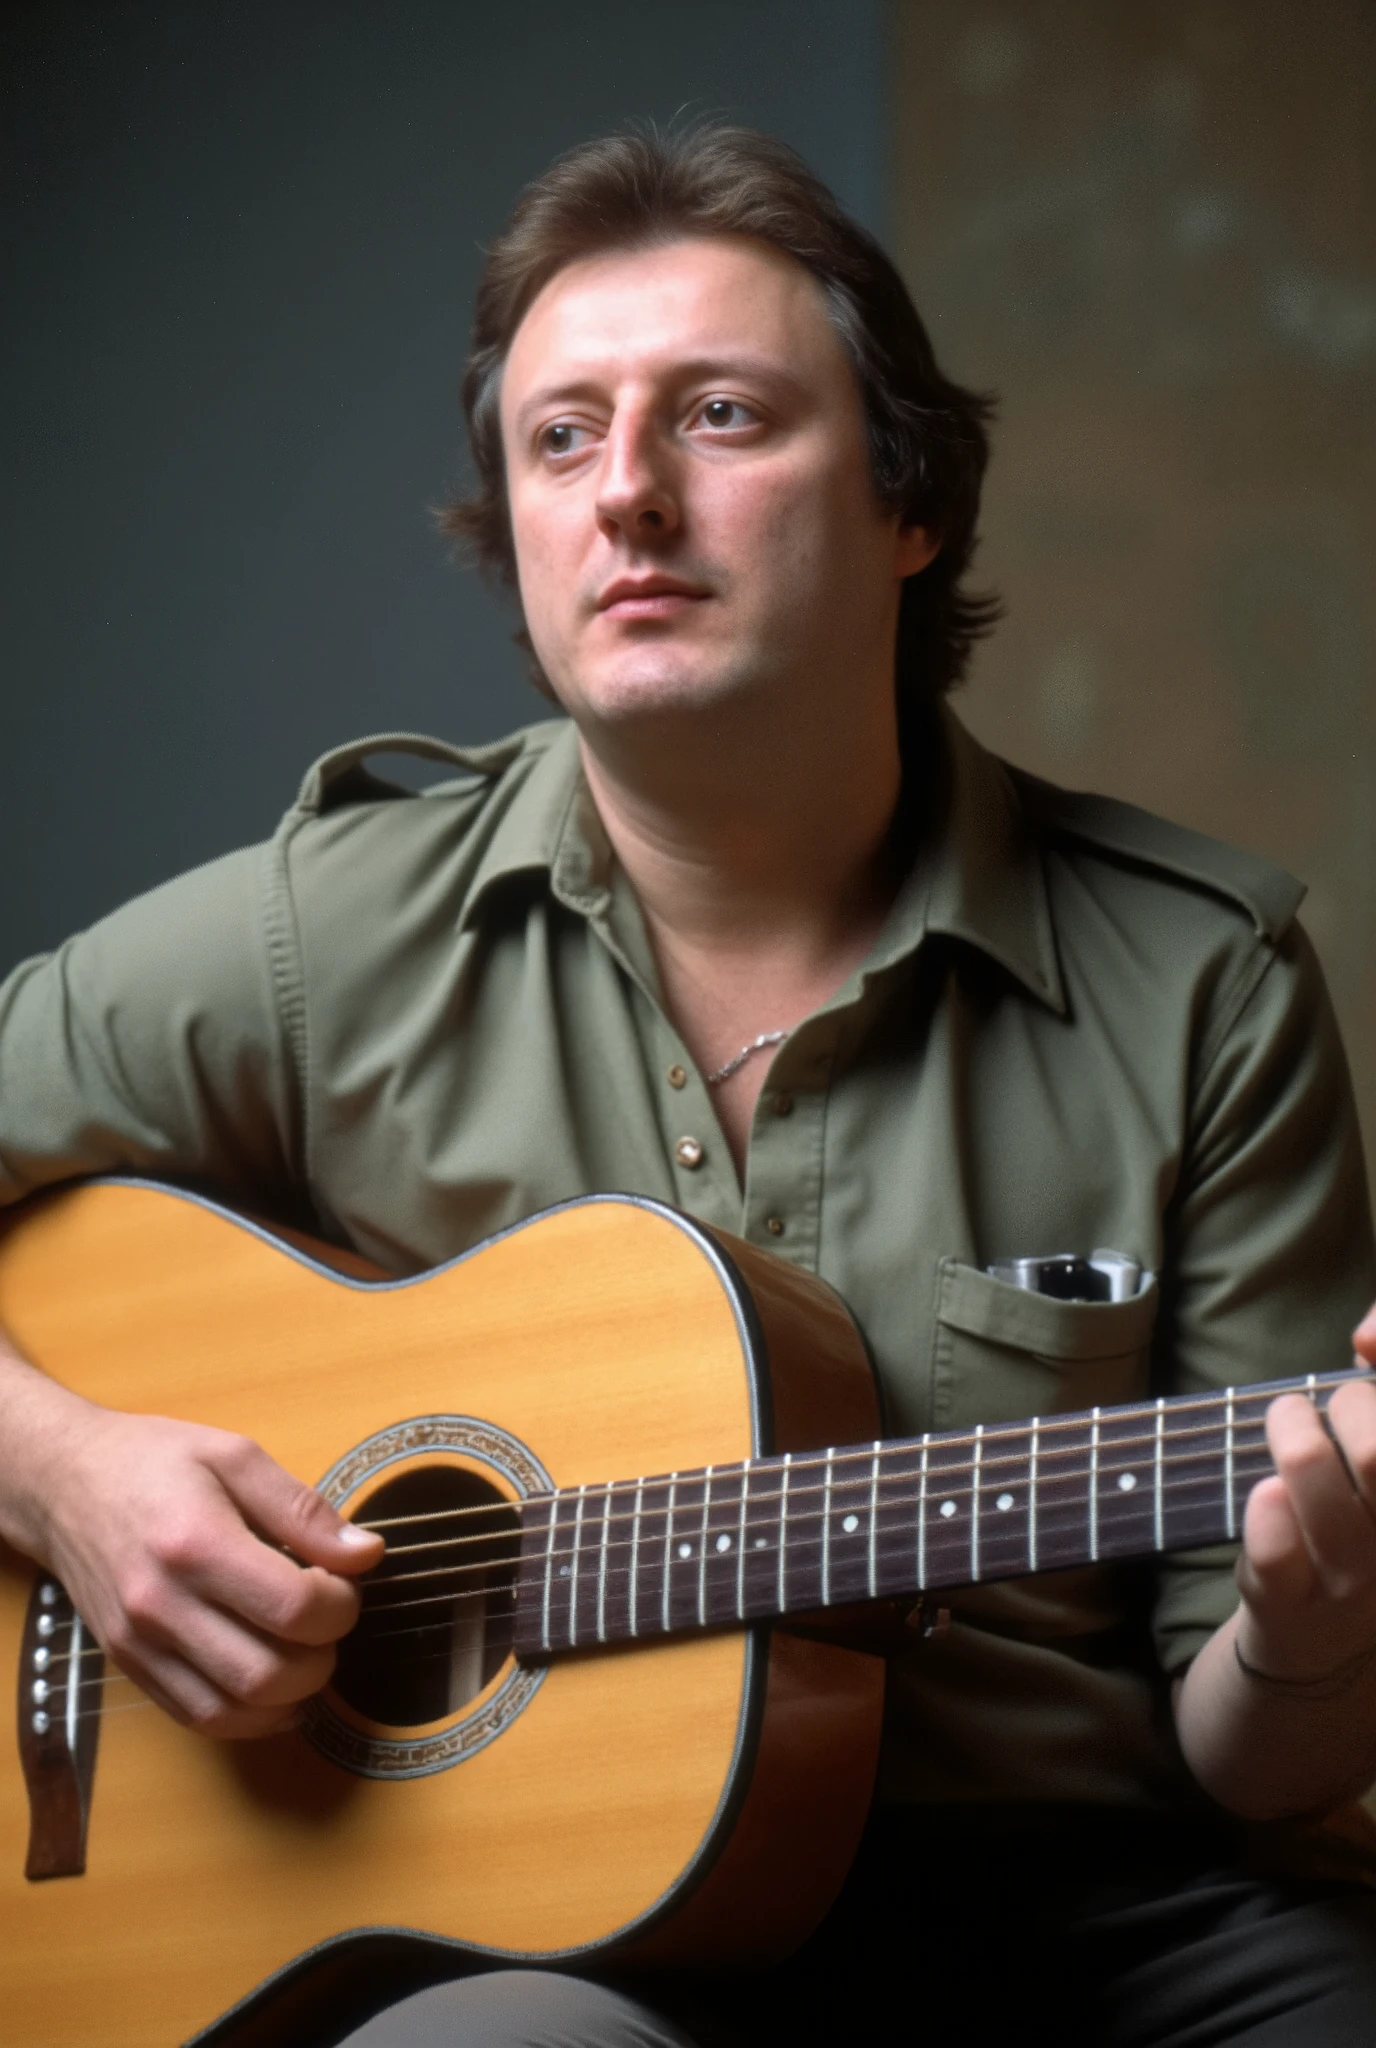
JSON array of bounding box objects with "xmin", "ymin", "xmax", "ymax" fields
[{"xmin": 3, "ymin": 125, "xmax": 1376, "ymax": 2045}]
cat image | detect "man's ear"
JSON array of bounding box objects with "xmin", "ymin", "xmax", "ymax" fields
[{"xmin": 895, "ymin": 524, "xmax": 941, "ymax": 579}]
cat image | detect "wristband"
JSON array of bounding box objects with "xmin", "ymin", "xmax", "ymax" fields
[{"xmin": 1233, "ymin": 1635, "xmax": 1376, "ymax": 1701}]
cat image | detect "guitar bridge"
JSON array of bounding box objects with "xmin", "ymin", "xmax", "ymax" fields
[{"xmin": 16, "ymin": 1575, "xmax": 103, "ymax": 1879}]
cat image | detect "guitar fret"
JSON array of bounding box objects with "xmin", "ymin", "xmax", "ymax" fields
[
  {"xmin": 512, "ymin": 1369, "xmax": 1375, "ymax": 1656},
  {"xmin": 922, "ymin": 1430, "xmax": 970, "ymax": 1585},
  {"xmin": 703, "ymin": 1464, "xmax": 745, "ymax": 1626},
  {"xmin": 629, "ymin": 1476, "xmax": 658, "ymax": 1641},
  {"xmin": 568, "ymin": 1485, "xmax": 587, "ymax": 1648},
  {"xmin": 552, "ymin": 1487, "xmax": 580, "ymax": 1648},
  {"xmin": 1093, "ymin": 1403, "xmax": 1157, "ymax": 1560},
  {"xmin": 1031, "ymin": 1413, "xmax": 1093, "ymax": 1573},
  {"xmin": 970, "ymin": 1425, "xmax": 983, "ymax": 1582},
  {"xmin": 1153, "ymin": 1398, "xmax": 1164, "ymax": 1551},
  {"xmin": 918, "ymin": 1433, "xmax": 930, "ymax": 1589},
  {"xmin": 661, "ymin": 1475, "xmax": 678, "ymax": 1637},
  {"xmin": 539, "ymin": 1494, "xmax": 556, "ymax": 1653},
  {"xmin": 1089, "ymin": 1408, "xmax": 1101, "ymax": 1564},
  {"xmin": 1161, "ymin": 1395, "xmax": 1227, "ymax": 1551},
  {"xmin": 864, "ymin": 1437, "xmax": 919, "ymax": 1602},
  {"xmin": 628, "ymin": 1480, "xmax": 644, "ymax": 1637},
  {"xmin": 669, "ymin": 1471, "xmax": 707, "ymax": 1634},
  {"xmin": 972, "ymin": 1422, "xmax": 1032, "ymax": 1581},
  {"xmin": 595, "ymin": 1484, "xmax": 611, "ymax": 1644},
  {"xmin": 741, "ymin": 1458, "xmax": 777, "ymax": 1617},
  {"xmin": 777, "ymin": 1453, "xmax": 792, "ymax": 1614},
  {"xmin": 697, "ymin": 1467, "xmax": 713, "ymax": 1629},
  {"xmin": 827, "ymin": 1444, "xmax": 873, "ymax": 1605}
]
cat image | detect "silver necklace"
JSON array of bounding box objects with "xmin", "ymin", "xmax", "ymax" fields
[{"xmin": 704, "ymin": 1030, "xmax": 789, "ymax": 1087}]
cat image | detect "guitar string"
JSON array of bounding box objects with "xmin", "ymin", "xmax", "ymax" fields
[
  {"xmin": 358, "ymin": 1449, "xmax": 1277, "ymax": 1622},
  {"xmin": 51, "ymin": 1438, "xmax": 1252, "ymax": 1735},
  {"xmin": 49, "ymin": 1436, "xmax": 1271, "ymax": 1711},
  {"xmin": 352, "ymin": 1420, "xmax": 1277, "ymax": 1587},
  {"xmin": 53, "ymin": 1629, "xmax": 512, "ymax": 1716},
  {"xmin": 350, "ymin": 1375, "xmax": 1356, "ymax": 1539},
  {"xmin": 361, "ymin": 1407, "xmax": 1279, "ymax": 1566},
  {"xmin": 353, "ymin": 1453, "xmax": 1276, "ymax": 1625},
  {"xmin": 34, "ymin": 1383, "xmax": 1328, "ymax": 1714},
  {"xmin": 33, "ymin": 1431, "xmax": 1276, "ymax": 1717}
]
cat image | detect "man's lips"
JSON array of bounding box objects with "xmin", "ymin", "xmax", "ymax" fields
[{"xmin": 595, "ymin": 577, "xmax": 710, "ymax": 619}]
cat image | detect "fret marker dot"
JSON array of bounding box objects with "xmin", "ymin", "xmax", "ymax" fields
[
  {"xmin": 996, "ymin": 1492, "xmax": 1014, "ymax": 1512},
  {"xmin": 940, "ymin": 1500, "xmax": 957, "ymax": 1519},
  {"xmin": 842, "ymin": 1513, "xmax": 859, "ymax": 1533},
  {"xmin": 715, "ymin": 1533, "xmax": 732, "ymax": 1552},
  {"xmin": 559, "ymin": 1565, "xmax": 570, "ymax": 1577},
  {"xmin": 1118, "ymin": 1471, "xmax": 1138, "ymax": 1492},
  {"xmin": 754, "ymin": 1537, "xmax": 767, "ymax": 1549},
  {"xmin": 677, "ymin": 1541, "xmax": 692, "ymax": 1560}
]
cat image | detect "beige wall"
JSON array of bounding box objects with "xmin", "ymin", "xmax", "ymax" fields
[{"xmin": 891, "ymin": 0, "xmax": 1376, "ymax": 1172}]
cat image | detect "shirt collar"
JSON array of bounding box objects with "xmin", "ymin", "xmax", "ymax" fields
[
  {"xmin": 458, "ymin": 720, "xmax": 614, "ymax": 931},
  {"xmin": 458, "ymin": 706, "xmax": 1066, "ymax": 1015},
  {"xmin": 861, "ymin": 706, "xmax": 1066, "ymax": 1013}
]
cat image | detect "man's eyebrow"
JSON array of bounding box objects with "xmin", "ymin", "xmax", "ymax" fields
[{"xmin": 510, "ymin": 355, "xmax": 805, "ymax": 430}]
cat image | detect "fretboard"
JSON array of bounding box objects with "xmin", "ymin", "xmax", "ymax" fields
[{"xmin": 512, "ymin": 1369, "xmax": 1368, "ymax": 1658}]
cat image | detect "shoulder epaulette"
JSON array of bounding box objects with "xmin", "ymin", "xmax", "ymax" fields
[
  {"xmin": 294, "ymin": 730, "xmax": 532, "ymax": 816},
  {"xmin": 1010, "ymin": 767, "xmax": 1305, "ymax": 943}
]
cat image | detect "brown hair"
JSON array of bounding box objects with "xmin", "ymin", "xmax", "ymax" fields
[{"xmin": 440, "ymin": 122, "xmax": 999, "ymax": 711}]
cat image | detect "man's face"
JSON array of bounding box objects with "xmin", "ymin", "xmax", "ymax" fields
[{"xmin": 499, "ymin": 235, "xmax": 933, "ymax": 733}]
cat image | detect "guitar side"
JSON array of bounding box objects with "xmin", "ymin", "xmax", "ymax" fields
[{"xmin": 0, "ymin": 1182, "xmax": 883, "ymax": 2048}]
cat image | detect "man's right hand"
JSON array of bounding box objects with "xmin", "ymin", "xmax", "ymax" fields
[{"xmin": 0, "ymin": 1340, "xmax": 383, "ymax": 1738}]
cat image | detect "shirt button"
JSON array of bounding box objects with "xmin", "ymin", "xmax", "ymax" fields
[
  {"xmin": 666, "ymin": 1063, "xmax": 687, "ymax": 1090},
  {"xmin": 674, "ymin": 1136, "xmax": 705, "ymax": 1170},
  {"xmin": 772, "ymin": 1091, "xmax": 793, "ymax": 1117},
  {"xmin": 765, "ymin": 1215, "xmax": 786, "ymax": 1237}
]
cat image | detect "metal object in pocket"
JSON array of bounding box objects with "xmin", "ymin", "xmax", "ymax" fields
[{"xmin": 986, "ymin": 1249, "xmax": 1147, "ymax": 1304}]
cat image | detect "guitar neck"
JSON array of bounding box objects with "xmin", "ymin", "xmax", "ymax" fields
[{"xmin": 513, "ymin": 1368, "xmax": 1368, "ymax": 1658}]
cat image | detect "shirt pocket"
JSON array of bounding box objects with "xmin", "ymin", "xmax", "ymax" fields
[{"xmin": 931, "ymin": 1257, "xmax": 1159, "ymax": 1432}]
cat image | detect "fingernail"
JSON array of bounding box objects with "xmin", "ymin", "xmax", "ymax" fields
[{"xmin": 338, "ymin": 1524, "xmax": 378, "ymax": 1547}]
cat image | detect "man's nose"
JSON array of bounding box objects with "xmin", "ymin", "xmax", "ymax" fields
[{"xmin": 595, "ymin": 409, "xmax": 680, "ymax": 541}]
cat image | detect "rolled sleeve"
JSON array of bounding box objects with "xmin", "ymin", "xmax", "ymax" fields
[
  {"xmin": 0, "ymin": 842, "xmax": 302, "ymax": 1217},
  {"xmin": 1151, "ymin": 921, "xmax": 1376, "ymax": 1673}
]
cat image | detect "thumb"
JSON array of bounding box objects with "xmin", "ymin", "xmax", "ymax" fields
[
  {"xmin": 1354, "ymin": 1303, "xmax": 1376, "ymax": 1367},
  {"xmin": 212, "ymin": 1436, "xmax": 384, "ymax": 1574},
  {"xmin": 1238, "ymin": 1474, "xmax": 1315, "ymax": 1615}
]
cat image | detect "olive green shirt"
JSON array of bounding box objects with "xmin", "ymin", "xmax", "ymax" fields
[{"xmin": 2, "ymin": 709, "xmax": 1372, "ymax": 1811}]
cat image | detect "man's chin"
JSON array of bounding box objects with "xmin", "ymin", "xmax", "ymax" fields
[{"xmin": 555, "ymin": 664, "xmax": 759, "ymax": 728}]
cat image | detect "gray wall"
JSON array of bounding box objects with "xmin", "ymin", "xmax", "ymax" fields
[
  {"xmin": 892, "ymin": 0, "xmax": 1376, "ymax": 1163},
  {"xmin": 3, "ymin": 0, "xmax": 886, "ymax": 969}
]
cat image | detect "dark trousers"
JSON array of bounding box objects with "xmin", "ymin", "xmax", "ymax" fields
[{"xmin": 321, "ymin": 1809, "xmax": 1376, "ymax": 2046}]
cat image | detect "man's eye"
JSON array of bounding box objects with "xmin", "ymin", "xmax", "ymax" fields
[
  {"xmin": 540, "ymin": 423, "xmax": 586, "ymax": 456},
  {"xmin": 697, "ymin": 399, "xmax": 752, "ymax": 430}
]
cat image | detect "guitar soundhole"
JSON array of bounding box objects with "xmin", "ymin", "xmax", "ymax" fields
[{"xmin": 332, "ymin": 1465, "xmax": 520, "ymax": 1729}]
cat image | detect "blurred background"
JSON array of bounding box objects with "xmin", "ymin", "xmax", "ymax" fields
[{"xmin": 4, "ymin": 0, "xmax": 1374, "ymax": 1165}]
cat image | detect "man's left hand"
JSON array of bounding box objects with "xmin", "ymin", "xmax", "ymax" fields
[{"xmin": 1235, "ymin": 1355, "xmax": 1376, "ymax": 1692}]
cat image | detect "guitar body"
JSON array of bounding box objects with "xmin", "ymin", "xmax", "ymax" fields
[{"xmin": 0, "ymin": 1182, "xmax": 884, "ymax": 2048}]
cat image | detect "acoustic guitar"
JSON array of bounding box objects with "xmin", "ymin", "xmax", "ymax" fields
[{"xmin": 0, "ymin": 1178, "xmax": 1357, "ymax": 2047}]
